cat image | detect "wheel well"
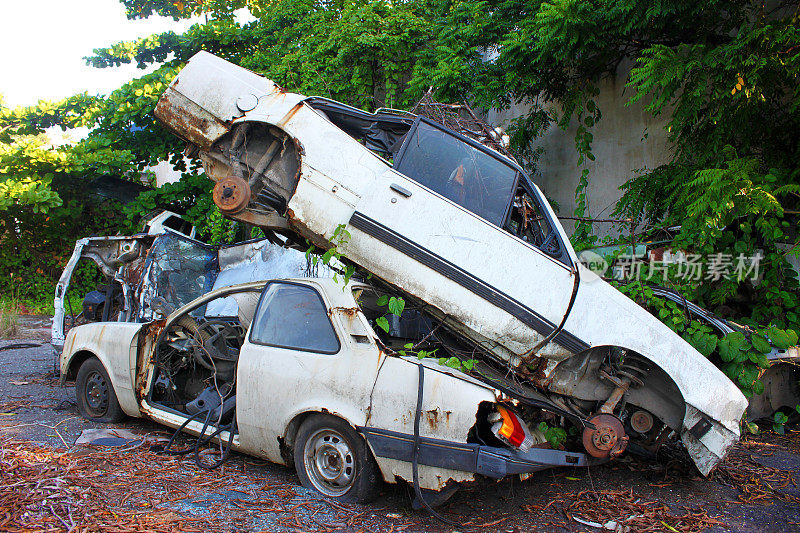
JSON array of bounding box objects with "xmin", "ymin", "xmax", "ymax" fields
[
  {"xmin": 279, "ymin": 410, "xmax": 361, "ymax": 467},
  {"xmin": 547, "ymin": 345, "xmax": 687, "ymax": 430},
  {"xmin": 64, "ymin": 350, "xmax": 97, "ymax": 381}
]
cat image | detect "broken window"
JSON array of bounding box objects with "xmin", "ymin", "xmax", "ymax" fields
[
  {"xmin": 140, "ymin": 233, "xmax": 219, "ymax": 320},
  {"xmin": 394, "ymin": 119, "xmax": 518, "ymax": 227},
  {"xmin": 505, "ymin": 183, "xmax": 563, "ymax": 259},
  {"xmin": 250, "ymin": 282, "xmax": 340, "ymax": 354}
]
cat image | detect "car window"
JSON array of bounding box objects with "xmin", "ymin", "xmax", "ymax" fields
[
  {"xmin": 505, "ymin": 183, "xmax": 563, "ymax": 259},
  {"xmin": 250, "ymin": 283, "xmax": 339, "ymax": 353},
  {"xmin": 394, "ymin": 120, "xmax": 517, "ymax": 227}
]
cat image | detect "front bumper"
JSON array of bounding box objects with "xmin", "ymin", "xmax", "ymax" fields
[{"xmin": 359, "ymin": 427, "xmax": 601, "ymax": 480}]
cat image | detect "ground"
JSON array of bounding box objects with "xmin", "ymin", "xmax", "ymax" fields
[{"xmin": 1, "ymin": 325, "xmax": 799, "ymax": 533}]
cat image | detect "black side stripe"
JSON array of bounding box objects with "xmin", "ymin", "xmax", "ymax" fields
[{"xmin": 349, "ymin": 211, "xmax": 590, "ymax": 353}]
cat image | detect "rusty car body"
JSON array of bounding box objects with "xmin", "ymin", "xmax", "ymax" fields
[
  {"xmin": 61, "ymin": 278, "xmax": 600, "ymax": 502},
  {"xmin": 148, "ymin": 51, "xmax": 751, "ymax": 477}
]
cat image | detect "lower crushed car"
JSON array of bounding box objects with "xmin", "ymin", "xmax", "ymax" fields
[
  {"xmin": 148, "ymin": 51, "xmax": 748, "ymax": 478},
  {"xmin": 61, "ymin": 278, "xmax": 601, "ymax": 502}
]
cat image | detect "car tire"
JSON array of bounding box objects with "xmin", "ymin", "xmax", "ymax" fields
[
  {"xmin": 75, "ymin": 357, "xmax": 125, "ymax": 423},
  {"xmin": 294, "ymin": 413, "xmax": 381, "ymax": 503}
]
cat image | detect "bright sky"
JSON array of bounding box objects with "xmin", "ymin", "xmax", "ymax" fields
[{"xmin": 0, "ymin": 0, "xmax": 197, "ymax": 108}]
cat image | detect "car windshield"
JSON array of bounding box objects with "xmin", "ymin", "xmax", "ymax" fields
[{"xmin": 394, "ymin": 120, "xmax": 518, "ymax": 226}]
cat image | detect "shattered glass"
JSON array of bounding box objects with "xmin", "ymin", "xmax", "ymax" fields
[{"xmin": 139, "ymin": 233, "xmax": 218, "ymax": 320}]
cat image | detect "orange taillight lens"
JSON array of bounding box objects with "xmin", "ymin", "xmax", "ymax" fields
[{"xmin": 492, "ymin": 405, "xmax": 533, "ymax": 451}]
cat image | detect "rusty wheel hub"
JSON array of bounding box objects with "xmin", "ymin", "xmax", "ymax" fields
[
  {"xmin": 582, "ymin": 413, "xmax": 629, "ymax": 459},
  {"xmin": 213, "ymin": 176, "xmax": 251, "ymax": 214}
]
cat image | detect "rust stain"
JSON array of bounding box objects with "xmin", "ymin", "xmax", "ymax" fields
[
  {"xmin": 135, "ymin": 318, "xmax": 166, "ymax": 399},
  {"xmin": 276, "ymin": 102, "xmax": 304, "ymax": 130},
  {"xmin": 425, "ymin": 408, "xmax": 439, "ymax": 430},
  {"xmin": 331, "ymin": 306, "xmax": 359, "ymax": 318},
  {"xmin": 287, "ymin": 212, "xmax": 330, "ymax": 250},
  {"xmin": 154, "ymin": 98, "xmax": 229, "ymax": 150}
]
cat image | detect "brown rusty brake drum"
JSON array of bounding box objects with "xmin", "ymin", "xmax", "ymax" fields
[{"xmin": 213, "ymin": 176, "xmax": 251, "ymax": 215}]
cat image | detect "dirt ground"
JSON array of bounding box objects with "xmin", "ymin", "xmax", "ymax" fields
[{"xmin": 1, "ymin": 326, "xmax": 799, "ymax": 532}]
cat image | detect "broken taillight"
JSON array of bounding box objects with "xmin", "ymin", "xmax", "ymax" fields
[{"xmin": 489, "ymin": 405, "xmax": 534, "ymax": 451}]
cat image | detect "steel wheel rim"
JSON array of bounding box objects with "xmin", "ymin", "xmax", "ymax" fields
[
  {"xmin": 303, "ymin": 428, "xmax": 356, "ymax": 496},
  {"xmin": 84, "ymin": 371, "xmax": 109, "ymax": 416}
]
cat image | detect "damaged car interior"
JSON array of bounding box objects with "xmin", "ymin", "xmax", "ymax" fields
[{"xmin": 147, "ymin": 286, "xmax": 262, "ymax": 468}]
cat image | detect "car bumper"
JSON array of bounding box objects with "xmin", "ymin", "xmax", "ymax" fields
[{"xmin": 359, "ymin": 427, "xmax": 601, "ymax": 480}]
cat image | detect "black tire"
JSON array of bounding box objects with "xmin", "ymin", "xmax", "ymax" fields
[
  {"xmin": 75, "ymin": 357, "xmax": 125, "ymax": 423},
  {"xmin": 293, "ymin": 414, "xmax": 381, "ymax": 503}
]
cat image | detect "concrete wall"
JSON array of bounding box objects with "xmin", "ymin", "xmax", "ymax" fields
[{"xmin": 485, "ymin": 69, "xmax": 673, "ymax": 237}]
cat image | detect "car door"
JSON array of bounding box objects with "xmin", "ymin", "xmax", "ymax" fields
[
  {"xmin": 235, "ymin": 280, "xmax": 380, "ymax": 463},
  {"xmin": 347, "ymin": 118, "xmax": 583, "ymax": 358}
]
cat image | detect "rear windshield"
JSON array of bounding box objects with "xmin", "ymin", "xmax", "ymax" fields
[{"xmin": 394, "ymin": 120, "xmax": 517, "ymax": 226}]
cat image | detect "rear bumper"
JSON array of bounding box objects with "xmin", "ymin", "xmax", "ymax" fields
[{"xmin": 359, "ymin": 427, "xmax": 601, "ymax": 479}]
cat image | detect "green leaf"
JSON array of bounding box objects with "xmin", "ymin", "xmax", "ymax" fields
[
  {"xmin": 690, "ymin": 332, "xmax": 718, "ymax": 357},
  {"xmin": 752, "ymin": 379, "xmax": 765, "ymax": 395},
  {"xmin": 375, "ymin": 316, "xmax": 389, "ymax": 333},
  {"xmin": 768, "ymin": 327, "xmax": 792, "ymax": 349},
  {"xmin": 387, "ymin": 296, "xmax": 405, "ymax": 316},
  {"xmin": 376, "ymin": 295, "xmax": 388, "ymax": 307},
  {"xmin": 404, "ymin": 342, "xmax": 414, "ymax": 349},
  {"xmin": 719, "ymin": 332, "xmax": 745, "ymax": 362},
  {"xmin": 750, "ymin": 334, "xmax": 772, "ymax": 354},
  {"xmin": 739, "ymin": 364, "xmax": 759, "ymax": 386}
]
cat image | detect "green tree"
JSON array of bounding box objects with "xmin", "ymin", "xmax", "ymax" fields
[{"xmin": 0, "ymin": 95, "xmax": 135, "ymax": 303}]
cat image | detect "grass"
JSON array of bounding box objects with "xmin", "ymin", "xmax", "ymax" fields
[
  {"xmin": 0, "ymin": 294, "xmax": 82, "ymax": 316},
  {"xmin": 0, "ymin": 302, "xmax": 20, "ymax": 338}
]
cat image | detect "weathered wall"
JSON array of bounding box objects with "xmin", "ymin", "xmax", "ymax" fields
[{"xmin": 485, "ymin": 70, "xmax": 673, "ymax": 237}]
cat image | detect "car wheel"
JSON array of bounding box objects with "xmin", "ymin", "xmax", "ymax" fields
[
  {"xmin": 294, "ymin": 414, "xmax": 381, "ymax": 503},
  {"xmin": 75, "ymin": 357, "xmax": 125, "ymax": 423}
]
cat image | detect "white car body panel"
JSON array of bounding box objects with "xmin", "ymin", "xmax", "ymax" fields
[
  {"xmin": 61, "ymin": 322, "xmax": 144, "ymax": 418},
  {"xmin": 153, "ymin": 52, "xmax": 748, "ymax": 474},
  {"xmin": 62, "ymin": 279, "xmax": 503, "ymax": 490}
]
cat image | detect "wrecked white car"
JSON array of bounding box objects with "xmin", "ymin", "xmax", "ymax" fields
[
  {"xmin": 61, "ymin": 278, "xmax": 598, "ymax": 502},
  {"xmin": 52, "ymin": 210, "xmax": 319, "ymax": 350},
  {"xmin": 151, "ymin": 51, "xmax": 749, "ymax": 477}
]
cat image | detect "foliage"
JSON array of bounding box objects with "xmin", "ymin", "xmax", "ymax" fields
[
  {"xmin": 0, "ymin": 96, "xmax": 138, "ymax": 302},
  {"xmin": 617, "ymin": 281, "xmax": 799, "ymax": 397},
  {"xmin": 243, "ymin": 0, "xmax": 437, "ymax": 110},
  {"xmin": 537, "ymin": 421, "xmax": 567, "ymax": 448},
  {"xmin": 413, "ymin": 0, "xmax": 800, "ymax": 333}
]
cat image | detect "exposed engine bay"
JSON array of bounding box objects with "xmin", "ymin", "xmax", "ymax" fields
[{"xmin": 146, "ymin": 289, "xmax": 262, "ymax": 467}]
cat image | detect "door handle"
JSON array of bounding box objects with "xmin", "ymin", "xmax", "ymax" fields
[{"xmin": 390, "ymin": 183, "xmax": 412, "ymax": 198}]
